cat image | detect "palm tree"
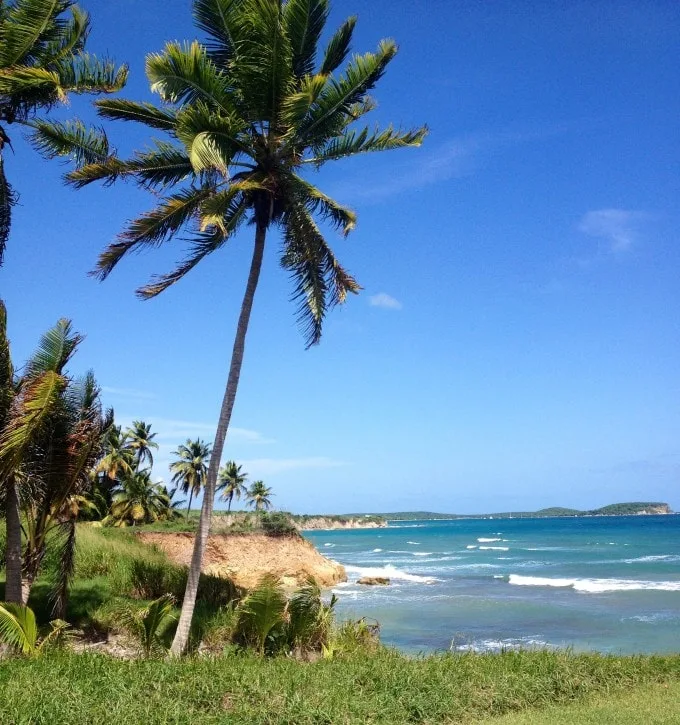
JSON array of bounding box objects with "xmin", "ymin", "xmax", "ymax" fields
[
  {"xmin": 217, "ymin": 460, "xmax": 248, "ymax": 512},
  {"xmin": 170, "ymin": 438, "xmax": 212, "ymax": 519},
  {"xmin": 109, "ymin": 469, "xmax": 173, "ymax": 526},
  {"xmin": 0, "ymin": 0, "xmax": 127, "ymax": 265},
  {"xmin": 41, "ymin": 0, "xmax": 426, "ymax": 654},
  {"xmin": 126, "ymin": 420, "xmax": 158, "ymax": 469},
  {"xmin": 247, "ymin": 480, "xmax": 273, "ymax": 518},
  {"xmin": 0, "ymin": 309, "xmax": 112, "ymax": 610}
]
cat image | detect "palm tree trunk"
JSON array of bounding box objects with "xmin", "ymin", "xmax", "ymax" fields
[
  {"xmin": 170, "ymin": 218, "xmax": 267, "ymax": 656},
  {"xmin": 4, "ymin": 478, "xmax": 23, "ymax": 603},
  {"xmin": 186, "ymin": 490, "xmax": 194, "ymax": 521}
]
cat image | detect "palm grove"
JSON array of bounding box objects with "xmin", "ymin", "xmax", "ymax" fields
[{"xmin": 0, "ymin": 0, "xmax": 425, "ymax": 654}]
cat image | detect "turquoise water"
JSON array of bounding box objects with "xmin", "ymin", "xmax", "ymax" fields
[{"xmin": 304, "ymin": 515, "xmax": 680, "ymax": 654}]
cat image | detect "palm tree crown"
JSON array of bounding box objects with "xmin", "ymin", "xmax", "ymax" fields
[
  {"xmin": 247, "ymin": 480, "xmax": 273, "ymax": 513},
  {"xmin": 126, "ymin": 420, "xmax": 159, "ymax": 468},
  {"xmin": 217, "ymin": 460, "xmax": 248, "ymax": 512},
  {"xmin": 0, "ymin": 0, "xmax": 128, "ymax": 264},
  {"xmin": 170, "ymin": 438, "xmax": 212, "ymax": 518}
]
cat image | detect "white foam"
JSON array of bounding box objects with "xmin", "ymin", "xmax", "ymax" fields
[
  {"xmin": 345, "ymin": 564, "xmax": 441, "ymax": 584},
  {"xmin": 624, "ymin": 554, "xmax": 680, "ymax": 564},
  {"xmin": 508, "ymin": 574, "xmax": 680, "ymax": 593},
  {"xmin": 324, "ymin": 543, "xmax": 335, "ymax": 547},
  {"xmin": 493, "ymin": 575, "xmax": 505, "ymax": 579},
  {"xmin": 372, "ymin": 548, "xmax": 383, "ymax": 553},
  {"xmin": 406, "ymin": 541, "xmax": 420, "ymax": 545},
  {"xmin": 412, "ymin": 552, "xmax": 434, "ymax": 556},
  {"xmin": 466, "ymin": 545, "xmax": 477, "ymax": 549},
  {"xmin": 478, "ymin": 537, "xmax": 502, "ymax": 543},
  {"xmin": 479, "ymin": 546, "xmax": 509, "ymax": 551}
]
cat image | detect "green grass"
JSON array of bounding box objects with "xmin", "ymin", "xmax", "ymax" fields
[
  {"xmin": 0, "ymin": 649, "xmax": 679, "ymax": 724},
  {"xmin": 488, "ymin": 681, "xmax": 680, "ymax": 724}
]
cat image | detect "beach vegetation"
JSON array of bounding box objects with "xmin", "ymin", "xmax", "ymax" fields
[
  {"xmin": 217, "ymin": 461, "xmax": 248, "ymax": 512},
  {"xmin": 170, "ymin": 438, "xmax": 211, "ymax": 519}
]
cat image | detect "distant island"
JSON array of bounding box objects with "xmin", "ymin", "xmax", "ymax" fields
[{"xmin": 341, "ymin": 502, "xmax": 672, "ymax": 522}]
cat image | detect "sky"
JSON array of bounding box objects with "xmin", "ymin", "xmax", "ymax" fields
[{"xmin": 1, "ymin": 0, "xmax": 678, "ymax": 514}]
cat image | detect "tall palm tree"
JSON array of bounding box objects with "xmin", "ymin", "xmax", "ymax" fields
[
  {"xmin": 217, "ymin": 460, "xmax": 248, "ymax": 512},
  {"xmin": 126, "ymin": 420, "xmax": 158, "ymax": 469},
  {"xmin": 0, "ymin": 309, "xmax": 112, "ymax": 610},
  {"xmin": 40, "ymin": 0, "xmax": 426, "ymax": 654},
  {"xmin": 247, "ymin": 480, "xmax": 273, "ymax": 517},
  {"xmin": 0, "ymin": 0, "xmax": 128, "ymax": 265},
  {"xmin": 170, "ymin": 438, "xmax": 212, "ymax": 519}
]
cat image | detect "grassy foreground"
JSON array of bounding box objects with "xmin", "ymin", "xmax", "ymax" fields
[{"xmin": 1, "ymin": 649, "xmax": 679, "ymax": 724}]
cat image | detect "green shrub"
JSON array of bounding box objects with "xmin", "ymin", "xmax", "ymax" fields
[{"xmin": 260, "ymin": 512, "xmax": 298, "ymax": 537}]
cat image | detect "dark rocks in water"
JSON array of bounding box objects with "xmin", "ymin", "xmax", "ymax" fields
[{"xmin": 358, "ymin": 576, "xmax": 390, "ymax": 586}]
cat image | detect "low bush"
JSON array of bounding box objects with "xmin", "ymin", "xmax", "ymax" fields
[{"xmin": 259, "ymin": 512, "xmax": 298, "ymax": 537}]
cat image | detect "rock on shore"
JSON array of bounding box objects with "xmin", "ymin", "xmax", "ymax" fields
[{"xmin": 138, "ymin": 532, "xmax": 347, "ymax": 589}]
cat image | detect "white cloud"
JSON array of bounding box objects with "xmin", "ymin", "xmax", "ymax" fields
[
  {"xmin": 239, "ymin": 457, "xmax": 346, "ymax": 477},
  {"xmin": 116, "ymin": 417, "xmax": 276, "ymax": 445},
  {"xmin": 369, "ymin": 293, "xmax": 403, "ymax": 310},
  {"xmin": 578, "ymin": 209, "xmax": 647, "ymax": 252},
  {"xmin": 102, "ymin": 386, "xmax": 156, "ymax": 400}
]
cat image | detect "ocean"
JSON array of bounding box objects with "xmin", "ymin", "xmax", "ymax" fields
[{"xmin": 303, "ymin": 515, "xmax": 680, "ymax": 654}]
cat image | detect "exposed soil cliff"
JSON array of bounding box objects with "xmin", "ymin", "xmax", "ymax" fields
[{"xmin": 138, "ymin": 532, "xmax": 347, "ymax": 589}]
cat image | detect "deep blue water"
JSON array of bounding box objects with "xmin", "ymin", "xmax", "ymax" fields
[{"xmin": 304, "ymin": 515, "xmax": 680, "ymax": 654}]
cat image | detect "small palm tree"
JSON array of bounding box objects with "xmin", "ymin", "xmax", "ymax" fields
[
  {"xmin": 109, "ymin": 469, "xmax": 172, "ymax": 526},
  {"xmin": 0, "ymin": 603, "xmax": 70, "ymax": 656},
  {"xmin": 217, "ymin": 461, "xmax": 248, "ymax": 513},
  {"xmin": 126, "ymin": 420, "xmax": 158, "ymax": 469},
  {"xmin": 119, "ymin": 595, "xmax": 178, "ymax": 658},
  {"xmin": 0, "ymin": 0, "xmax": 127, "ymax": 264},
  {"xmin": 247, "ymin": 480, "xmax": 273, "ymax": 520},
  {"xmin": 170, "ymin": 438, "xmax": 212, "ymax": 519}
]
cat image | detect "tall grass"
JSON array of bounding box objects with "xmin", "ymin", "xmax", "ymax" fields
[{"xmin": 0, "ymin": 649, "xmax": 678, "ymax": 724}]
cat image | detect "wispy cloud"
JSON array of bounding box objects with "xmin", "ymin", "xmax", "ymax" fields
[
  {"xmin": 240, "ymin": 457, "xmax": 347, "ymax": 477},
  {"xmin": 116, "ymin": 416, "xmax": 276, "ymax": 445},
  {"xmin": 369, "ymin": 292, "xmax": 403, "ymax": 310},
  {"xmin": 578, "ymin": 209, "xmax": 647, "ymax": 252},
  {"xmin": 102, "ymin": 386, "xmax": 156, "ymax": 401},
  {"xmin": 331, "ymin": 123, "xmax": 570, "ymax": 202}
]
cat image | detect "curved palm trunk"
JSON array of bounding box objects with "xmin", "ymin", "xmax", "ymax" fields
[
  {"xmin": 170, "ymin": 220, "xmax": 267, "ymax": 656},
  {"xmin": 4, "ymin": 477, "xmax": 24, "ymax": 603},
  {"xmin": 186, "ymin": 490, "xmax": 194, "ymax": 521}
]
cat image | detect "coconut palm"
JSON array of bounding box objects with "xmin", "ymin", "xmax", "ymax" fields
[
  {"xmin": 0, "ymin": 311, "xmax": 112, "ymax": 610},
  {"xmin": 109, "ymin": 469, "xmax": 173, "ymax": 526},
  {"xmin": 247, "ymin": 480, "xmax": 273, "ymax": 518},
  {"xmin": 170, "ymin": 438, "xmax": 212, "ymax": 519},
  {"xmin": 0, "ymin": 0, "xmax": 128, "ymax": 265},
  {"xmin": 217, "ymin": 460, "xmax": 248, "ymax": 512},
  {"xmin": 126, "ymin": 420, "xmax": 158, "ymax": 469},
  {"xmin": 39, "ymin": 0, "xmax": 426, "ymax": 654}
]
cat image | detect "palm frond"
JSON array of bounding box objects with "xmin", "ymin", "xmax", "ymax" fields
[
  {"xmin": 236, "ymin": 574, "xmax": 286, "ymax": 655},
  {"xmin": 283, "ymin": 0, "xmax": 328, "ymax": 79},
  {"xmin": 198, "ymin": 180, "xmax": 262, "ymax": 232},
  {"xmin": 286, "ymin": 576, "xmax": 321, "ymax": 648},
  {"xmin": 300, "ymin": 39, "xmax": 398, "ymax": 145},
  {"xmin": 280, "ymin": 73, "xmax": 326, "ymax": 132},
  {"xmin": 192, "ymin": 0, "xmax": 240, "ymax": 65},
  {"xmin": 288, "ymin": 174, "xmax": 355, "ymax": 235},
  {"xmin": 0, "ymin": 155, "xmax": 17, "ymax": 266},
  {"xmin": 68, "ymin": 142, "xmax": 192, "ymax": 190},
  {"xmin": 136, "ymin": 225, "xmax": 240, "ymax": 299},
  {"xmin": 93, "ymin": 187, "xmax": 212, "ymax": 281},
  {"xmin": 0, "ymin": 66, "xmax": 64, "ymax": 102},
  {"xmin": 307, "ymin": 124, "xmax": 428, "ymax": 165},
  {"xmin": 49, "ymin": 519, "xmax": 76, "ymax": 619},
  {"xmin": 28, "ymin": 118, "xmax": 111, "ymax": 168},
  {"xmin": 146, "ymin": 41, "xmax": 232, "ymax": 113},
  {"xmin": 40, "ymin": 4, "xmax": 89, "ymax": 65},
  {"xmin": 282, "ymin": 203, "xmax": 360, "ymax": 347},
  {"xmin": 25, "ymin": 317, "xmax": 81, "ymax": 376},
  {"xmin": 319, "ymin": 15, "xmax": 356, "ymax": 75},
  {"xmin": 95, "ymin": 98, "xmax": 177, "ymax": 131},
  {"xmin": 0, "ymin": 603, "xmax": 38, "ymax": 655},
  {"xmin": 52, "ymin": 52, "xmax": 128, "ymax": 94},
  {"xmin": 0, "ymin": 0, "xmax": 66, "ymax": 67}
]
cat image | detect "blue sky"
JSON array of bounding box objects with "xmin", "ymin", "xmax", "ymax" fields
[{"xmin": 1, "ymin": 0, "xmax": 678, "ymax": 513}]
